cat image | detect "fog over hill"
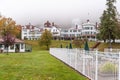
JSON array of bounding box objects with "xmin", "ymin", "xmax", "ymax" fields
[{"xmin": 0, "ymin": 0, "xmax": 120, "ymax": 27}]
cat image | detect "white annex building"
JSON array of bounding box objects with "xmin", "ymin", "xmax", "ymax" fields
[
  {"xmin": 60, "ymin": 25, "xmax": 82, "ymax": 40},
  {"xmin": 61, "ymin": 20, "xmax": 98, "ymax": 41},
  {"xmin": 81, "ymin": 20, "xmax": 98, "ymax": 41}
]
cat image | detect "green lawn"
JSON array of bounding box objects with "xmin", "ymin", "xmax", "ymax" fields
[
  {"xmin": 25, "ymin": 40, "xmax": 120, "ymax": 52},
  {"xmin": 0, "ymin": 51, "xmax": 87, "ymax": 80}
]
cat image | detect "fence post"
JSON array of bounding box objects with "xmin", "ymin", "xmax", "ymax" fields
[
  {"xmin": 70, "ymin": 49, "xmax": 72, "ymax": 66},
  {"xmin": 67, "ymin": 48, "xmax": 69, "ymax": 64},
  {"xmin": 83, "ymin": 50, "xmax": 85, "ymax": 75},
  {"xmin": 75, "ymin": 48, "xmax": 77, "ymax": 69},
  {"xmin": 119, "ymin": 52, "xmax": 120, "ymax": 80},
  {"xmin": 95, "ymin": 50, "xmax": 98, "ymax": 80}
]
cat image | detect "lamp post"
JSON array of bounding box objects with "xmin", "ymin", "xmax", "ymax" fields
[{"xmin": 108, "ymin": 29, "xmax": 112, "ymax": 49}]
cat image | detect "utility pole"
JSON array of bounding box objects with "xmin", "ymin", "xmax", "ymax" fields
[{"xmin": 108, "ymin": 29, "xmax": 112, "ymax": 49}]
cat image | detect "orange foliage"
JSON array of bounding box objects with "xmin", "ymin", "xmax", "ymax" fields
[{"xmin": 0, "ymin": 16, "xmax": 21, "ymax": 38}]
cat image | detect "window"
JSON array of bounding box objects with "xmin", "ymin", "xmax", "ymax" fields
[
  {"xmin": 85, "ymin": 27, "xmax": 89, "ymax": 30},
  {"xmin": 71, "ymin": 34, "xmax": 75, "ymax": 37},
  {"xmin": 21, "ymin": 44, "xmax": 24, "ymax": 49},
  {"xmin": 78, "ymin": 30, "xmax": 81, "ymax": 32},
  {"xmin": 0, "ymin": 44, "xmax": 2, "ymax": 48},
  {"xmin": 73, "ymin": 30, "xmax": 77, "ymax": 32},
  {"xmin": 91, "ymin": 27, "xmax": 93, "ymax": 30},
  {"xmin": 23, "ymin": 29, "xmax": 27, "ymax": 32},
  {"xmin": 91, "ymin": 32, "xmax": 92, "ymax": 34},
  {"xmin": 64, "ymin": 30, "xmax": 68, "ymax": 32},
  {"xmin": 10, "ymin": 45, "xmax": 14, "ymax": 49},
  {"xmin": 77, "ymin": 34, "xmax": 80, "ymax": 37},
  {"xmin": 24, "ymin": 33, "xmax": 27, "ymax": 35}
]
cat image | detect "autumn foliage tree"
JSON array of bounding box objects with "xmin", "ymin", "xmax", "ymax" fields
[
  {"xmin": 0, "ymin": 16, "xmax": 20, "ymax": 38},
  {"xmin": 0, "ymin": 16, "xmax": 20, "ymax": 54},
  {"xmin": 38, "ymin": 29, "xmax": 52, "ymax": 50},
  {"xmin": 2, "ymin": 32, "xmax": 15, "ymax": 54}
]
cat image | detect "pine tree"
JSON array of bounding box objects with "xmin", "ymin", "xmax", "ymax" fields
[
  {"xmin": 98, "ymin": 0, "xmax": 119, "ymax": 43},
  {"xmin": 69, "ymin": 43, "xmax": 72, "ymax": 49}
]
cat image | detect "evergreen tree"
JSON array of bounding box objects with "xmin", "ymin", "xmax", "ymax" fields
[
  {"xmin": 98, "ymin": 0, "xmax": 119, "ymax": 43},
  {"xmin": 60, "ymin": 44, "xmax": 63, "ymax": 48},
  {"xmin": 69, "ymin": 43, "xmax": 72, "ymax": 49},
  {"xmin": 84, "ymin": 41, "xmax": 89, "ymax": 51}
]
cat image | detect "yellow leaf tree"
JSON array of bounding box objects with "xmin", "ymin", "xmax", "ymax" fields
[{"xmin": 0, "ymin": 16, "xmax": 20, "ymax": 38}]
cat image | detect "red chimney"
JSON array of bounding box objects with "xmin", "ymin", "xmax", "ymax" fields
[
  {"xmin": 87, "ymin": 19, "xmax": 89, "ymax": 22},
  {"xmin": 52, "ymin": 22, "xmax": 54, "ymax": 26}
]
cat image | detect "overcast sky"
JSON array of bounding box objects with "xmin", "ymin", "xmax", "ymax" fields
[{"xmin": 0, "ymin": 0, "xmax": 120, "ymax": 26}]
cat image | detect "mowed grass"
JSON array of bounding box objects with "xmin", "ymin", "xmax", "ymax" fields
[
  {"xmin": 24, "ymin": 40, "xmax": 72, "ymax": 50},
  {"xmin": 0, "ymin": 51, "xmax": 87, "ymax": 80},
  {"xmin": 25, "ymin": 40, "xmax": 120, "ymax": 52}
]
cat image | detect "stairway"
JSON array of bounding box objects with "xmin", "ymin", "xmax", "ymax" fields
[{"xmin": 92, "ymin": 42, "xmax": 101, "ymax": 50}]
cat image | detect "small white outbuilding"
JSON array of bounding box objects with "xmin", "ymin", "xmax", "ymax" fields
[{"xmin": 0, "ymin": 38, "xmax": 25, "ymax": 53}]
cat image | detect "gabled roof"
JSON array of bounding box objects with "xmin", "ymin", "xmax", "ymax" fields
[
  {"xmin": 0, "ymin": 38, "xmax": 24, "ymax": 44},
  {"xmin": 25, "ymin": 25, "xmax": 35, "ymax": 29},
  {"xmin": 15, "ymin": 38, "xmax": 24, "ymax": 43}
]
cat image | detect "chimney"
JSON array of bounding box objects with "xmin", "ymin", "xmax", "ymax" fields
[
  {"xmin": 76, "ymin": 25, "xmax": 78, "ymax": 29},
  {"xmin": 52, "ymin": 22, "xmax": 54, "ymax": 26},
  {"xmin": 29, "ymin": 22, "xmax": 31, "ymax": 26},
  {"xmin": 87, "ymin": 19, "xmax": 89, "ymax": 23},
  {"xmin": 95, "ymin": 22, "xmax": 98, "ymax": 29}
]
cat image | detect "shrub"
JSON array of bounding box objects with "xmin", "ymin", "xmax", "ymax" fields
[{"xmin": 99, "ymin": 61, "xmax": 118, "ymax": 74}]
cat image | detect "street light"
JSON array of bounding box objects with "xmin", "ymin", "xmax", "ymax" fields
[{"xmin": 108, "ymin": 29, "xmax": 112, "ymax": 49}]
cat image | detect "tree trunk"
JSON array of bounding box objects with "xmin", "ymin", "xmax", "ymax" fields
[
  {"xmin": 46, "ymin": 45, "xmax": 49, "ymax": 50},
  {"xmin": 7, "ymin": 47, "xmax": 9, "ymax": 55},
  {"xmin": 104, "ymin": 39, "xmax": 106, "ymax": 43},
  {"xmin": 112, "ymin": 38, "xmax": 115, "ymax": 43}
]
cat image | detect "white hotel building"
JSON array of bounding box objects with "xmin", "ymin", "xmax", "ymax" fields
[
  {"xmin": 60, "ymin": 25, "xmax": 82, "ymax": 40},
  {"xmin": 21, "ymin": 21, "xmax": 61, "ymax": 40},
  {"xmin": 43, "ymin": 21, "xmax": 61, "ymax": 39},
  {"xmin": 21, "ymin": 20, "xmax": 98, "ymax": 41},
  {"xmin": 21, "ymin": 23, "xmax": 42, "ymax": 40}
]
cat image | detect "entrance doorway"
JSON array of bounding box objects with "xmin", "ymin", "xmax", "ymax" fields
[{"xmin": 15, "ymin": 44, "xmax": 20, "ymax": 52}]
